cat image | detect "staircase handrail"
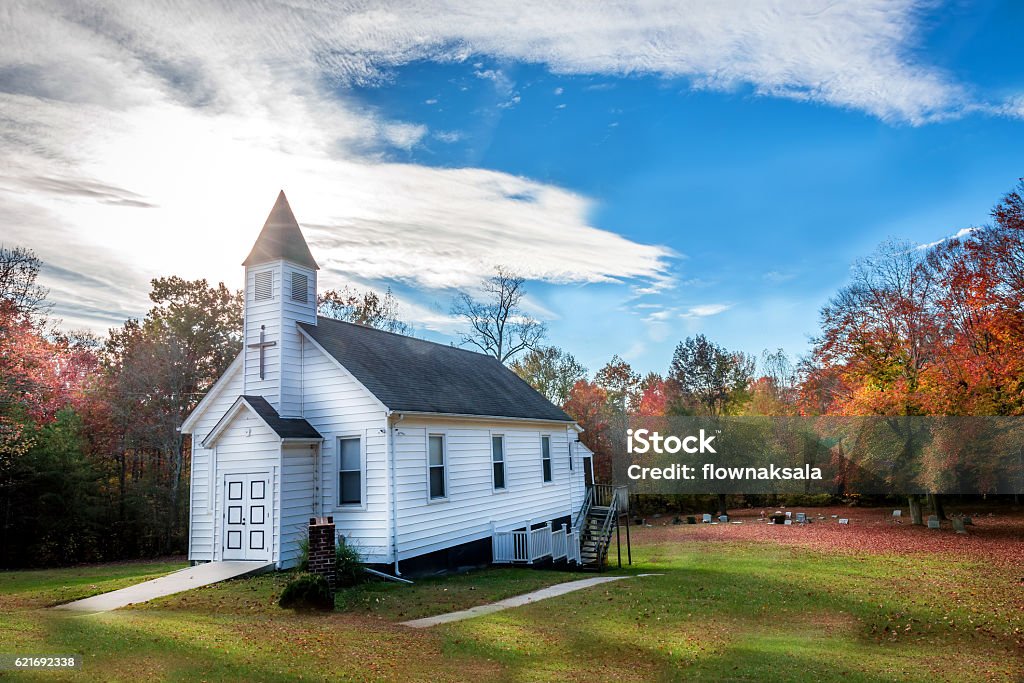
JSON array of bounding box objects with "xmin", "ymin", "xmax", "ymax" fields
[
  {"xmin": 572, "ymin": 487, "xmax": 594, "ymax": 532},
  {"xmin": 593, "ymin": 493, "xmax": 619, "ymax": 568}
]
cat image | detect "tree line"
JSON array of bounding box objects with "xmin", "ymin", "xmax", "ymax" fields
[
  {"xmin": 0, "ymin": 257, "xmax": 417, "ymax": 567},
  {"xmin": 2, "ymin": 180, "xmax": 1020, "ymax": 565}
]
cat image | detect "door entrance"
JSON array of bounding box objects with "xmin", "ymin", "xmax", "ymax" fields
[
  {"xmin": 583, "ymin": 456, "xmax": 594, "ymax": 490},
  {"xmin": 223, "ymin": 473, "xmax": 270, "ymax": 560}
]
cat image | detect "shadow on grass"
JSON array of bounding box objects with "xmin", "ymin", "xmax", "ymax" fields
[{"xmin": 437, "ymin": 551, "xmax": 1022, "ymax": 683}]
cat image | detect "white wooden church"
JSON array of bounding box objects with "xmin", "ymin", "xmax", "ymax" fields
[{"xmin": 182, "ymin": 192, "xmax": 611, "ymax": 575}]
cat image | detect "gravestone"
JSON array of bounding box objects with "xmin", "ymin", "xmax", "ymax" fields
[
  {"xmin": 796, "ymin": 512, "xmax": 806, "ymax": 523},
  {"xmin": 718, "ymin": 515, "xmax": 729, "ymax": 523},
  {"xmin": 952, "ymin": 517, "xmax": 967, "ymax": 534},
  {"xmin": 702, "ymin": 513, "xmax": 712, "ymax": 523},
  {"xmin": 927, "ymin": 515, "xmax": 940, "ymax": 529},
  {"xmin": 892, "ymin": 509, "xmax": 902, "ymax": 519},
  {"xmin": 838, "ymin": 518, "xmax": 849, "ymax": 525},
  {"xmin": 785, "ymin": 511, "xmax": 792, "ymax": 518},
  {"xmin": 784, "ymin": 519, "xmax": 793, "ymax": 525}
]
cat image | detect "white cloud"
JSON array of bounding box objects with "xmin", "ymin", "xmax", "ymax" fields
[
  {"xmin": 0, "ymin": 0, "xmax": 1011, "ymax": 333},
  {"xmin": 0, "ymin": 1, "xmax": 681, "ymax": 333},
  {"xmin": 681, "ymin": 303, "xmax": 732, "ymax": 318},
  {"xmin": 916, "ymin": 226, "xmax": 977, "ymax": 250}
]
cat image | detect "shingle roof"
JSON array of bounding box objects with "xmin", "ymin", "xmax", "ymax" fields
[
  {"xmin": 299, "ymin": 317, "xmax": 574, "ymax": 422},
  {"xmin": 242, "ymin": 191, "xmax": 319, "ymax": 270},
  {"xmin": 239, "ymin": 395, "xmax": 322, "ymax": 439}
]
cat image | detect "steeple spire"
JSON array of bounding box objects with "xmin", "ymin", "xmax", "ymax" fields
[{"xmin": 242, "ymin": 191, "xmax": 319, "ymax": 270}]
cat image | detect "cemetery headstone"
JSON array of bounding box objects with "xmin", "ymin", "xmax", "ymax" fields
[
  {"xmin": 796, "ymin": 512, "xmax": 806, "ymax": 523},
  {"xmin": 892, "ymin": 509, "xmax": 902, "ymax": 519},
  {"xmin": 784, "ymin": 519, "xmax": 793, "ymax": 525},
  {"xmin": 952, "ymin": 517, "xmax": 967, "ymax": 534},
  {"xmin": 718, "ymin": 515, "xmax": 729, "ymax": 523},
  {"xmin": 927, "ymin": 517, "xmax": 940, "ymax": 529},
  {"xmin": 838, "ymin": 518, "xmax": 849, "ymax": 525},
  {"xmin": 702, "ymin": 513, "xmax": 712, "ymax": 523}
]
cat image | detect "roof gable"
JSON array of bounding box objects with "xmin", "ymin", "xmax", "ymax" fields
[
  {"xmin": 242, "ymin": 191, "xmax": 319, "ymax": 270},
  {"xmin": 298, "ymin": 317, "xmax": 573, "ymax": 422},
  {"xmin": 203, "ymin": 395, "xmax": 322, "ymax": 446}
]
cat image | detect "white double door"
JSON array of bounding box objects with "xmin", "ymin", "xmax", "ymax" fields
[{"xmin": 223, "ymin": 472, "xmax": 271, "ymax": 561}]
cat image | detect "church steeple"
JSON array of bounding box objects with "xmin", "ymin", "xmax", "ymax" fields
[
  {"xmin": 243, "ymin": 191, "xmax": 319, "ymax": 270},
  {"xmin": 242, "ymin": 191, "xmax": 319, "ymax": 417}
]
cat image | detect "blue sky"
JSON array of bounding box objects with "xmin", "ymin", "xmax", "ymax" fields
[{"xmin": 2, "ymin": 0, "xmax": 1022, "ymax": 377}]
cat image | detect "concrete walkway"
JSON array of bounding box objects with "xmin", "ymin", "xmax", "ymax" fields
[
  {"xmin": 401, "ymin": 573, "xmax": 661, "ymax": 628},
  {"xmin": 54, "ymin": 560, "xmax": 274, "ymax": 613}
]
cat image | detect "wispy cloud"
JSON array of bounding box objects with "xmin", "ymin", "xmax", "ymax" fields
[
  {"xmin": 681, "ymin": 303, "xmax": 732, "ymax": 318},
  {"xmin": 763, "ymin": 270, "xmax": 797, "ymax": 284},
  {"xmin": 916, "ymin": 226, "xmax": 977, "ymax": 250},
  {"xmin": 0, "ymin": 0, "xmax": 680, "ymax": 332},
  {"xmin": 0, "ymin": 0, "xmax": 1011, "ymax": 334}
]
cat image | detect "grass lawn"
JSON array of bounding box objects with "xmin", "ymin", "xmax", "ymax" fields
[{"xmin": 1, "ymin": 507, "xmax": 1021, "ymax": 682}]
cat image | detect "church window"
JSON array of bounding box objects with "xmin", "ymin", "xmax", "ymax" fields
[
  {"xmin": 338, "ymin": 437, "xmax": 362, "ymax": 506},
  {"xmin": 291, "ymin": 272, "xmax": 308, "ymax": 303},
  {"xmin": 254, "ymin": 271, "xmax": 273, "ymax": 301}
]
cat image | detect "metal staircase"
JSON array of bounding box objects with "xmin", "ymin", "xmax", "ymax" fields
[
  {"xmin": 575, "ymin": 485, "xmax": 626, "ymax": 570},
  {"xmin": 492, "ymin": 484, "xmax": 629, "ymax": 570}
]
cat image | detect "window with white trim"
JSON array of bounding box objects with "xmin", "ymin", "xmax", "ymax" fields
[
  {"xmin": 338, "ymin": 437, "xmax": 361, "ymax": 505},
  {"xmin": 541, "ymin": 435, "xmax": 552, "ymax": 482},
  {"xmin": 428, "ymin": 434, "xmax": 446, "ymax": 499},
  {"xmin": 491, "ymin": 435, "xmax": 506, "ymax": 491},
  {"xmin": 254, "ymin": 270, "xmax": 273, "ymax": 301}
]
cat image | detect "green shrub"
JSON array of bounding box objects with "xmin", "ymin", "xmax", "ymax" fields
[
  {"xmin": 295, "ymin": 536, "xmax": 310, "ymax": 571},
  {"xmin": 278, "ymin": 573, "xmax": 334, "ymax": 611},
  {"xmin": 335, "ymin": 538, "xmax": 363, "ymax": 588}
]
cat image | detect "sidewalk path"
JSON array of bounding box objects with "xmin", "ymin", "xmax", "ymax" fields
[
  {"xmin": 401, "ymin": 573, "xmax": 661, "ymax": 628},
  {"xmin": 53, "ymin": 561, "xmax": 274, "ymax": 613}
]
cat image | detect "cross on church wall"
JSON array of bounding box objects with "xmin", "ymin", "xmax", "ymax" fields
[{"xmin": 248, "ymin": 325, "xmax": 277, "ymax": 380}]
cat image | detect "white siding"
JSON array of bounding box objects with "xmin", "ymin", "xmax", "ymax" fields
[
  {"xmin": 278, "ymin": 262, "xmax": 317, "ymax": 418},
  {"xmin": 244, "ymin": 263, "xmax": 283, "ymax": 408},
  {"xmin": 210, "ymin": 410, "xmax": 281, "ymax": 563},
  {"xmin": 300, "ymin": 339, "xmax": 390, "ymax": 563},
  {"xmin": 280, "ymin": 444, "xmax": 316, "ymax": 568},
  {"xmin": 393, "ymin": 417, "xmax": 579, "ymax": 561},
  {"xmin": 187, "ymin": 361, "xmax": 244, "ymax": 562}
]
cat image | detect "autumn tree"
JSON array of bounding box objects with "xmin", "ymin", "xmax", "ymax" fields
[
  {"xmin": 595, "ymin": 355, "xmax": 641, "ymax": 413},
  {"xmin": 636, "ymin": 372, "xmax": 668, "ymax": 417},
  {"xmin": 318, "ymin": 285, "xmax": 411, "ymax": 335},
  {"xmin": 745, "ymin": 349, "xmax": 798, "ymax": 416},
  {"xmin": 510, "ymin": 345, "xmax": 586, "ymax": 406},
  {"xmin": 0, "ymin": 245, "xmax": 50, "ymax": 319},
  {"xmin": 452, "ymin": 267, "xmax": 546, "ymax": 363},
  {"xmin": 667, "ymin": 335, "xmax": 754, "ymax": 416},
  {"xmin": 563, "ymin": 379, "xmax": 614, "ymax": 481},
  {"xmin": 667, "ymin": 335, "xmax": 753, "ymax": 514},
  {"xmin": 103, "ymin": 277, "xmax": 242, "ymax": 554}
]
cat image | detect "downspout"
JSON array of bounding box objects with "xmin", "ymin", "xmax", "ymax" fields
[{"xmin": 388, "ymin": 411, "xmax": 404, "ymax": 575}]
